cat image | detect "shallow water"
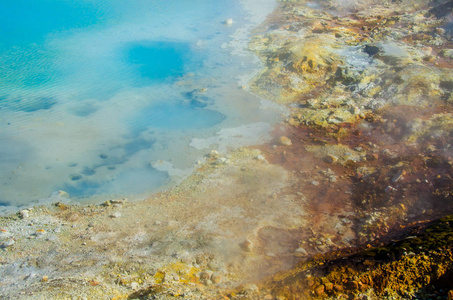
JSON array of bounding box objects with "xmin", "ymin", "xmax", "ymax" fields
[{"xmin": 0, "ymin": 0, "xmax": 281, "ymax": 208}]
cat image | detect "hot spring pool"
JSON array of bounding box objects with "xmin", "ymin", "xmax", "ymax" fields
[{"xmin": 0, "ymin": 0, "xmax": 282, "ymax": 209}]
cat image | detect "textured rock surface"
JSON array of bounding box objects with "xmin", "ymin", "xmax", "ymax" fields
[{"xmin": 2, "ymin": 0, "xmax": 453, "ymax": 299}]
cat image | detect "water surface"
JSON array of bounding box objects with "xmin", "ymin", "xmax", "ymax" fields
[{"xmin": 0, "ymin": 0, "xmax": 281, "ymax": 209}]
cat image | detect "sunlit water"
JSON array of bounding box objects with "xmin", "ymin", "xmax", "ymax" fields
[{"xmin": 0, "ymin": 0, "xmax": 282, "ymax": 209}]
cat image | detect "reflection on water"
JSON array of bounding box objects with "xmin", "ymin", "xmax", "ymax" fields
[{"xmin": 0, "ymin": 0, "xmax": 280, "ymax": 208}]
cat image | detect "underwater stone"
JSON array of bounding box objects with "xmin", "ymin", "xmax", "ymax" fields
[
  {"xmin": 50, "ymin": 190, "xmax": 70, "ymax": 199},
  {"xmin": 209, "ymin": 150, "xmax": 219, "ymax": 158},
  {"xmin": 366, "ymin": 153, "xmax": 379, "ymax": 161},
  {"xmin": 224, "ymin": 18, "xmax": 233, "ymax": 26},
  {"xmin": 70, "ymin": 174, "xmax": 82, "ymax": 181},
  {"xmin": 363, "ymin": 45, "xmax": 381, "ymax": 56},
  {"xmin": 1, "ymin": 239, "xmax": 14, "ymax": 248},
  {"xmin": 110, "ymin": 198, "xmax": 127, "ymax": 204}
]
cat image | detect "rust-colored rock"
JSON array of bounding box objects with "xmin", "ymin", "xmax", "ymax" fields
[
  {"xmin": 333, "ymin": 284, "xmax": 344, "ymax": 292},
  {"xmin": 324, "ymin": 154, "xmax": 338, "ymax": 164},
  {"xmin": 366, "ymin": 153, "xmax": 379, "ymax": 161},
  {"xmin": 324, "ymin": 282, "xmax": 334, "ymax": 291},
  {"xmin": 279, "ymin": 136, "xmax": 292, "ymax": 146},
  {"xmin": 345, "ymin": 280, "xmax": 359, "ymax": 291},
  {"xmin": 240, "ymin": 239, "xmax": 253, "ymax": 252},
  {"xmin": 314, "ymin": 285, "xmax": 325, "ymax": 296},
  {"xmin": 306, "ymin": 277, "xmax": 315, "ymax": 288}
]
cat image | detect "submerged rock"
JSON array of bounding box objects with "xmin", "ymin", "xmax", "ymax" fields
[
  {"xmin": 224, "ymin": 18, "xmax": 233, "ymax": 26},
  {"xmin": 1, "ymin": 239, "xmax": 14, "ymax": 248}
]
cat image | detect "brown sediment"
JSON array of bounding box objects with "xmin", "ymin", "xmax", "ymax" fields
[{"xmin": 239, "ymin": 0, "xmax": 453, "ymax": 298}]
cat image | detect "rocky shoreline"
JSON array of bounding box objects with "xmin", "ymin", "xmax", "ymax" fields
[{"xmin": 2, "ymin": 0, "xmax": 453, "ymax": 299}]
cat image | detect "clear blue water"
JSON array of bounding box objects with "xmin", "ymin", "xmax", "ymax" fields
[
  {"xmin": 0, "ymin": 0, "xmax": 280, "ymax": 209},
  {"xmin": 125, "ymin": 41, "xmax": 196, "ymax": 82}
]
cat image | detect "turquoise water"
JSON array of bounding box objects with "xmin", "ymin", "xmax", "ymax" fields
[{"xmin": 0, "ymin": 0, "xmax": 280, "ymax": 208}]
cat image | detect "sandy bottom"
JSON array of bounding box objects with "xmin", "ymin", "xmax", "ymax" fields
[{"xmin": 0, "ymin": 147, "xmax": 326, "ymax": 299}]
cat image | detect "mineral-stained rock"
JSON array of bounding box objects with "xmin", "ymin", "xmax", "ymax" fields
[
  {"xmin": 240, "ymin": 239, "xmax": 253, "ymax": 252},
  {"xmin": 366, "ymin": 153, "xmax": 378, "ymax": 161},
  {"xmin": 279, "ymin": 136, "xmax": 292, "ymax": 146},
  {"xmin": 333, "ymin": 284, "xmax": 343, "ymax": 292},
  {"xmin": 324, "ymin": 281, "xmax": 334, "ymax": 291},
  {"xmin": 306, "ymin": 144, "xmax": 363, "ymax": 165},
  {"xmin": 211, "ymin": 272, "xmax": 223, "ymax": 284},
  {"xmin": 405, "ymin": 113, "xmax": 453, "ymax": 144},
  {"xmin": 440, "ymin": 49, "xmax": 453, "ymax": 59},
  {"xmin": 263, "ymin": 215, "xmax": 453, "ymax": 298},
  {"xmin": 249, "ymin": 33, "xmax": 342, "ymax": 103},
  {"xmin": 314, "ymin": 284, "xmax": 325, "ymax": 296},
  {"xmin": 363, "ymin": 44, "xmax": 381, "ymax": 56},
  {"xmin": 324, "ymin": 154, "xmax": 338, "ymax": 164},
  {"xmin": 1, "ymin": 239, "xmax": 14, "ymax": 248},
  {"xmin": 345, "ymin": 280, "xmax": 359, "ymax": 291}
]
